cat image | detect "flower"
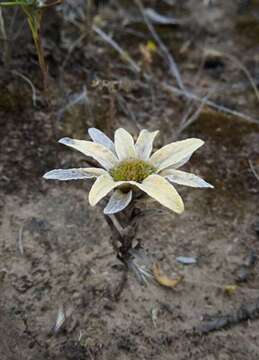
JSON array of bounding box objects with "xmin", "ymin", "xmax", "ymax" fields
[{"xmin": 43, "ymin": 128, "xmax": 213, "ymax": 215}]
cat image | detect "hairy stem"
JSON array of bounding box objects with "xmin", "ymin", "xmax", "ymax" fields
[{"xmin": 104, "ymin": 202, "xmax": 139, "ymax": 262}]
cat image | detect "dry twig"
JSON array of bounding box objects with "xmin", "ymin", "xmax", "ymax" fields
[{"xmin": 195, "ymin": 298, "xmax": 259, "ymax": 334}]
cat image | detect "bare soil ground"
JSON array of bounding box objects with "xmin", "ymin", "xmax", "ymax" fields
[{"xmin": 0, "ymin": 0, "xmax": 259, "ymax": 359}]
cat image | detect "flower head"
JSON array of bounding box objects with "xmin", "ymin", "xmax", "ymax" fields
[
  {"xmin": 43, "ymin": 128, "xmax": 213, "ymax": 215},
  {"xmin": 110, "ymin": 159, "xmax": 156, "ymax": 182}
]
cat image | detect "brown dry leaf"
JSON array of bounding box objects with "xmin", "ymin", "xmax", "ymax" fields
[
  {"xmin": 139, "ymin": 41, "xmax": 157, "ymax": 67},
  {"xmin": 224, "ymin": 285, "xmax": 238, "ymax": 296},
  {"xmin": 139, "ymin": 44, "xmax": 153, "ymax": 66},
  {"xmin": 152, "ymin": 263, "xmax": 184, "ymax": 289},
  {"xmin": 0, "ymin": 270, "xmax": 7, "ymax": 285}
]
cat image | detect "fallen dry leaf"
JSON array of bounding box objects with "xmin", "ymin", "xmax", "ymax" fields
[
  {"xmin": 152, "ymin": 263, "xmax": 184, "ymax": 289},
  {"xmin": 224, "ymin": 285, "xmax": 238, "ymax": 296},
  {"xmin": 139, "ymin": 40, "xmax": 157, "ymax": 68}
]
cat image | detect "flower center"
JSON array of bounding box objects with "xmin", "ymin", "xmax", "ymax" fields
[{"xmin": 110, "ymin": 159, "xmax": 156, "ymax": 182}]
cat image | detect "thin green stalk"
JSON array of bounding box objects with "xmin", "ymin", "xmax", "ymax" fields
[
  {"xmin": 0, "ymin": 8, "xmax": 10, "ymax": 64},
  {"xmin": 85, "ymin": 0, "xmax": 93, "ymax": 36},
  {"xmin": 0, "ymin": 1, "xmax": 29, "ymax": 6},
  {"xmin": 0, "ymin": 0, "xmax": 63, "ymax": 89},
  {"xmin": 22, "ymin": 6, "xmax": 48, "ymax": 89}
]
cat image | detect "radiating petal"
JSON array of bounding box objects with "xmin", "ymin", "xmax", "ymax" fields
[
  {"xmin": 114, "ymin": 128, "xmax": 137, "ymax": 161},
  {"xmin": 150, "ymin": 138, "xmax": 204, "ymax": 172},
  {"xmin": 171, "ymin": 154, "xmax": 192, "ymax": 169},
  {"xmin": 89, "ymin": 174, "xmax": 124, "ymax": 206},
  {"xmin": 160, "ymin": 169, "xmax": 213, "ymax": 188},
  {"xmin": 104, "ymin": 189, "xmax": 132, "ymax": 214},
  {"xmin": 88, "ymin": 128, "xmax": 116, "ymax": 153},
  {"xmin": 59, "ymin": 137, "xmax": 119, "ymax": 170},
  {"xmin": 89, "ymin": 174, "xmax": 184, "ymax": 212},
  {"xmin": 135, "ymin": 129, "xmax": 159, "ymax": 160},
  {"xmin": 43, "ymin": 168, "xmax": 106, "ymax": 181},
  {"xmin": 132, "ymin": 174, "xmax": 184, "ymax": 214}
]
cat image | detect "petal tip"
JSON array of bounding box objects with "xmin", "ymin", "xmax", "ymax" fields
[
  {"xmin": 43, "ymin": 171, "xmax": 54, "ymax": 179},
  {"xmin": 88, "ymin": 128, "xmax": 95, "ymax": 136},
  {"xmin": 88, "ymin": 196, "xmax": 95, "ymax": 207},
  {"xmin": 201, "ymin": 179, "xmax": 214, "ymax": 188},
  {"xmin": 59, "ymin": 137, "xmax": 73, "ymax": 145},
  {"xmin": 189, "ymin": 138, "xmax": 204, "ymax": 148},
  {"xmin": 195, "ymin": 138, "xmax": 204, "ymax": 147},
  {"xmin": 177, "ymin": 204, "xmax": 185, "ymax": 214},
  {"xmin": 175, "ymin": 195, "xmax": 185, "ymax": 214}
]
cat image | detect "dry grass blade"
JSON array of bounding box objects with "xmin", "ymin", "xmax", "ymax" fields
[
  {"xmin": 162, "ymin": 82, "xmax": 259, "ymax": 125},
  {"xmin": 0, "ymin": 8, "xmax": 10, "ymax": 64},
  {"xmin": 93, "ymin": 25, "xmax": 141, "ymax": 74},
  {"xmin": 61, "ymin": 32, "xmax": 87, "ymax": 70},
  {"xmin": 248, "ymin": 159, "xmax": 259, "ymax": 182},
  {"xmin": 0, "ymin": 268, "xmax": 7, "ymax": 284},
  {"xmin": 177, "ymin": 87, "xmax": 216, "ymax": 135},
  {"xmin": 17, "ymin": 224, "xmax": 25, "ymax": 256},
  {"xmin": 57, "ymin": 86, "xmax": 89, "ymax": 120},
  {"xmin": 126, "ymin": 248, "xmax": 155, "ymax": 285},
  {"xmin": 134, "ymin": 0, "xmax": 185, "ymax": 90},
  {"xmin": 12, "ymin": 70, "xmax": 38, "ymax": 106},
  {"xmin": 127, "ymin": 257, "xmax": 154, "ymax": 286},
  {"xmin": 204, "ymin": 49, "xmax": 259, "ymax": 105},
  {"xmin": 52, "ymin": 305, "xmax": 66, "ymax": 335},
  {"xmin": 151, "ymin": 307, "xmax": 159, "ymax": 327}
]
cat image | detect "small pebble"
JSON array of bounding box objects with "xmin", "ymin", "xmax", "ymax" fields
[
  {"xmin": 236, "ymin": 266, "xmax": 250, "ymax": 283},
  {"xmin": 244, "ymin": 250, "xmax": 257, "ymax": 267},
  {"xmin": 176, "ymin": 256, "xmax": 197, "ymax": 265}
]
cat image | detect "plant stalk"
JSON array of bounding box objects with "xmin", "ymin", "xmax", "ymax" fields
[
  {"xmin": 0, "ymin": 8, "xmax": 10, "ymax": 65},
  {"xmin": 22, "ymin": 5, "xmax": 48, "ymax": 89},
  {"xmin": 104, "ymin": 201, "xmax": 140, "ymax": 262}
]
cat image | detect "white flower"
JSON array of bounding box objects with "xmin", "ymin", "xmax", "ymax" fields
[{"xmin": 43, "ymin": 128, "xmax": 213, "ymax": 215}]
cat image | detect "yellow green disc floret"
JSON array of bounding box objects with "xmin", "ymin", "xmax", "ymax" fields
[{"xmin": 110, "ymin": 159, "xmax": 156, "ymax": 182}]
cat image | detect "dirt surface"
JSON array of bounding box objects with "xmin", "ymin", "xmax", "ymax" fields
[{"xmin": 1, "ymin": 0, "xmax": 259, "ymax": 359}]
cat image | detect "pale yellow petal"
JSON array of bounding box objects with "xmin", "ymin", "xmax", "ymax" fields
[
  {"xmin": 89, "ymin": 174, "xmax": 124, "ymax": 206},
  {"xmin": 88, "ymin": 128, "xmax": 115, "ymax": 153},
  {"xmin": 160, "ymin": 169, "xmax": 214, "ymax": 188},
  {"xmin": 132, "ymin": 174, "xmax": 184, "ymax": 214},
  {"xmin": 114, "ymin": 128, "xmax": 137, "ymax": 161},
  {"xmin": 82, "ymin": 167, "xmax": 107, "ymax": 176},
  {"xmin": 170, "ymin": 154, "xmax": 192, "ymax": 169},
  {"xmin": 135, "ymin": 129, "xmax": 159, "ymax": 160},
  {"xmin": 43, "ymin": 167, "xmax": 106, "ymax": 181},
  {"xmin": 104, "ymin": 189, "xmax": 132, "ymax": 214},
  {"xmin": 150, "ymin": 138, "xmax": 204, "ymax": 172},
  {"xmin": 59, "ymin": 137, "xmax": 118, "ymax": 170}
]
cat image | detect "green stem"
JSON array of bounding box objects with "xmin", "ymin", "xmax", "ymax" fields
[
  {"xmin": 0, "ymin": 8, "xmax": 10, "ymax": 64},
  {"xmin": 0, "ymin": 1, "xmax": 29, "ymax": 6},
  {"xmin": 23, "ymin": 6, "xmax": 48, "ymax": 89}
]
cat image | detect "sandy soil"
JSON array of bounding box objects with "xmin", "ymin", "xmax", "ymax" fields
[{"xmin": 0, "ymin": 0, "xmax": 259, "ymax": 359}]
